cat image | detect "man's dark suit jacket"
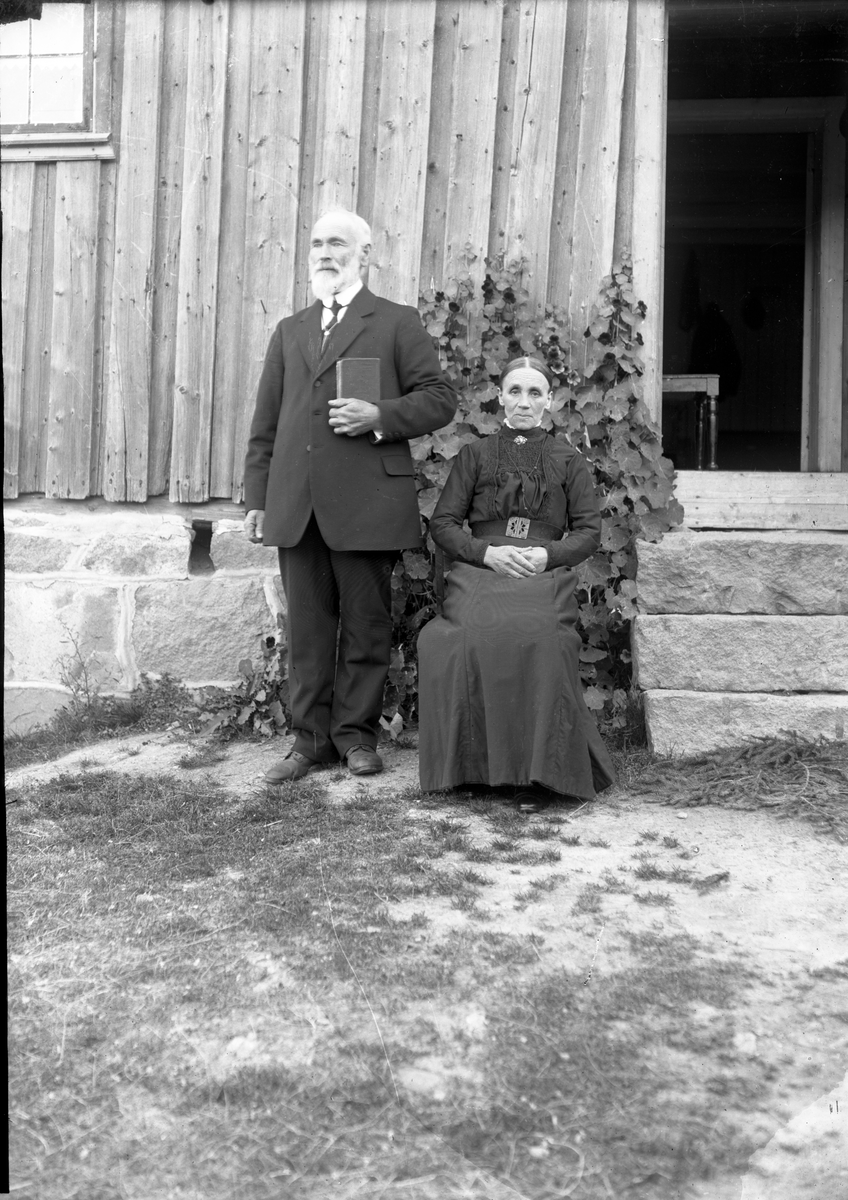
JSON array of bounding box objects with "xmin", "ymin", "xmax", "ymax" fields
[{"xmin": 243, "ymin": 286, "xmax": 457, "ymax": 550}]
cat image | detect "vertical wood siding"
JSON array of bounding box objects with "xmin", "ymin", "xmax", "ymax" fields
[
  {"xmin": 102, "ymin": 1, "xmax": 164, "ymax": 500},
  {"xmin": 1, "ymin": 163, "xmax": 35, "ymax": 496},
  {"xmin": 492, "ymin": 0, "xmax": 569, "ymax": 301},
  {"xmin": 46, "ymin": 163, "xmax": 100, "ymax": 497},
  {"xmin": 626, "ymin": 0, "xmax": 668, "ymax": 421},
  {"xmin": 147, "ymin": 0, "xmax": 190, "ymax": 497},
  {"xmin": 3, "ymin": 0, "xmax": 666, "ymax": 503},
  {"xmin": 170, "ymin": 0, "xmax": 230, "ymax": 502},
  {"xmin": 20, "ymin": 164, "xmax": 56, "ymax": 494},
  {"xmin": 231, "ymin": 1, "xmax": 308, "ymax": 495},
  {"xmin": 442, "ymin": 1, "xmax": 504, "ymax": 284},
  {"xmin": 550, "ymin": 0, "xmax": 629, "ymax": 365},
  {"xmin": 208, "ymin": 0, "xmax": 253, "ymax": 499},
  {"xmin": 364, "ymin": 0, "xmax": 436, "ymax": 304}
]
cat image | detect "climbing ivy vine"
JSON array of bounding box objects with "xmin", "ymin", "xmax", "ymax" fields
[
  {"xmin": 383, "ymin": 254, "xmax": 684, "ymax": 734},
  {"xmin": 206, "ymin": 255, "xmax": 683, "ymax": 741}
]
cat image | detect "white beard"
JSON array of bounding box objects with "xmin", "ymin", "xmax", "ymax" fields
[
  {"xmin": 310, "ymin": 271, "xmax": 340, "ymax": 303},
  {"xmin": 309, "ymin": 253, "xmax": 363, "ymax": 303}
]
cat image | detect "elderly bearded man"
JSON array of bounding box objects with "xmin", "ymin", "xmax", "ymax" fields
[{"xmin": 243, "ymin": 210, "xmax": 457, "ymax": 783}]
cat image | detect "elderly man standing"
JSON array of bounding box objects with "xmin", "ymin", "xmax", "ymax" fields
[{"xmin": 243, "ymin": 210, "xmax": 457, "ymax": 783}]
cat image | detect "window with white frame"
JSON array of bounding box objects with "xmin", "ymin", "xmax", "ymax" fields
[{"xmin": 0, "ymin": 2, "xmax": 93, "ymax": 132}]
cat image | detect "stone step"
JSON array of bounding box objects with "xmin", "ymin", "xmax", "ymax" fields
[
  {"xmin": 643, "ymin": 690, "xmax": 848, "ymax": 757},
  {"xmin": 636, "ymin": 529, "xmax": 848, "ymax": 615},
  {"xmin": 633, "ymin": 614, "xmax": 848, "ymax": 693}
]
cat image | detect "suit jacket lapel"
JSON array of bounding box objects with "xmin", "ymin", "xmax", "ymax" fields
[
  {"xmin": 315, "ymin": 286, "xmax": 376, "ymax": 379},
  {"xmin": 296, "ymin": 301, "xmax": 324, "ymax": 374}
]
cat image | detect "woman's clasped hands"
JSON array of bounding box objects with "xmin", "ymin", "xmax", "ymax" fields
[{"xmin": 483, "ymin": 544, "xmax": 548, "ymax": 578}]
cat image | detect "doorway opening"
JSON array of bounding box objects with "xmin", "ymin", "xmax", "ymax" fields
[
  {"xmin": 662, "ymin": 2, "xmax": 847, "ymax": 473},
  {"xmin": 663, "ymin": 131, "xmax": 807, "ymax": 471}
]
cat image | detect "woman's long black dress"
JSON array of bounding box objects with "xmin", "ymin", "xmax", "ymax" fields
[{"xmin": 417, "ymin": 425, "xmax": 616, "ymax": 800}]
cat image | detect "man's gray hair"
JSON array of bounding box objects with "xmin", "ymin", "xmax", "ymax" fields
[{"xmin": 318, "ymin": 208, "xmax": 372, "ymax": 249}]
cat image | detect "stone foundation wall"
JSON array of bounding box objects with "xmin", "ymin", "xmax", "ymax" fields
[
  {"xmin": 4, "ymin": 499, "xmax": 285, "ymax": 734},
  {"xmin": 634, "ymin": 529, "xmax": 848, "ymax": 756},
  {"xmin": 9, "ymin": 502, "xmax": 848, "ymax": 754}
]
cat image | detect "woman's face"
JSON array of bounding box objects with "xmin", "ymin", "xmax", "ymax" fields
[{"xmin": 499, "ymin": 368, "xmax": 552, "ymax": 429}]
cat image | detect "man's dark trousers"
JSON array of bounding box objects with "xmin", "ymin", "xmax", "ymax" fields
[{"xmin": 279, "ymin": 514, "xmax": 396, "ymax": 763}]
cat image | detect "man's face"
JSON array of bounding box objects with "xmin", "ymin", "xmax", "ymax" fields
[{"xmin": 309, "ymin": 214, "xmax": 369, "ymax": 301}]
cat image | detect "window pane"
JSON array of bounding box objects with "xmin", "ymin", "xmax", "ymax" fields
[
  {"xmin": 30, "ymin": 55, "xmax": 83, "ymax": 124},
  {"xmin": 31, "ymin": 4, "xmax": 85, "ymax": 56},
  {"xmin": 0, "ymin": 57, "xmax": 30, "ymax": 123},
  {"xmin": 0, "ymin": 21, "xmax": 30, "ymax": 56}
]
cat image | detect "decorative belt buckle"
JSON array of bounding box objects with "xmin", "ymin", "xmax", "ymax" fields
[{"xmin": 506, "ymin": 517, "xmax": 531, "ymax": 539}]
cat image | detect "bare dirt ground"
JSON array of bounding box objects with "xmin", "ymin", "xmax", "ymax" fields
[{"xmin": 8, "ymin": 731, "xmax": 848, "ymax": 1199}]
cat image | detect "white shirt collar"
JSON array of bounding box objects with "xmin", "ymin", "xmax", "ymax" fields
[{"xmin": 323, "ymin": 279, "xmax": 363, "ymax": 310}]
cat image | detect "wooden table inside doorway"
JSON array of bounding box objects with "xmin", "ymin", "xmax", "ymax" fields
[{"xmin": 661, "ymin": 374, "xmax": 721, "ymax": 470}]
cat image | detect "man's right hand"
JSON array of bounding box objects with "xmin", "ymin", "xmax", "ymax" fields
[{"xmin": 244, "ymin": 509, "xmax": 265, "ymax": 543}]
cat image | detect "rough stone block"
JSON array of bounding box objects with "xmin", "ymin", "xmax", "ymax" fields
[
  {"xmin": 5, "ymin": 531, "xmax": 78, "ymax": 573},
  {"xmin": 643, "ymin": 690, "xmax": 848, "ymax": 757},
  {"xmin": 633, "ymin": 614, "xmax": 848, "ymax": 693},
  {"xmin": 4, "ymin": 579, "xmax": 125, "ymax": 689},
  {"xmin": 4, "ymin": 683, "xmax": 74, "ymax": 735},
  {"xmin": 636, "ymin": 530, "xmax": 848, "ymax": 615},
  {"xmin": 210, "ymin": 522, "xmax": 280, "ymax": 571},
  {"xmin": 3, "ymin": 510, "xmax": 50, "ymax": 527},
  {"xmin": 79, "ymin": 526, "xmax": 192, "ymax": 577},
  {"xmin": 132, "ymin": 577, "xmax": 275, "ymax": 681}
]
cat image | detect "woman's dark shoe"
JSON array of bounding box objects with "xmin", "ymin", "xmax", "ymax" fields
[
  {"xmin": 345, "ymin": 745, "xmax": 383, "ymax": 776},
  {"xmin": 264, "ymin": 751, "xmax": 319, "ymax": 784},
  {"xmin": 514, "ymin": 789, "xmax": 552, "ymax": 814}
]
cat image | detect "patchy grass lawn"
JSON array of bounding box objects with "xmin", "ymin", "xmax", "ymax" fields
[{"xmin": 7, "ymin": 742, "xmax": 848, "ymax": 1199}]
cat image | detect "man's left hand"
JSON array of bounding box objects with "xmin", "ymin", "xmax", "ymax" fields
[{"xmin": 328, "ymin": 397, "xmax": 381, "ymax": 437}]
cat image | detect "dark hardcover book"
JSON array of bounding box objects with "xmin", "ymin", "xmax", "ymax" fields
[{"xmin": 336, "ymin": 357, "xmax": 381, "ymax": 404}]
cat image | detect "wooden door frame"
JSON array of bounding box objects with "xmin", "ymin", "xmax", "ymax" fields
[{"xmin": 666, "ymin": 97, "xmax": 845, "ymax": 472}]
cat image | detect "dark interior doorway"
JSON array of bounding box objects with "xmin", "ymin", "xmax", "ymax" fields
[
  {"xmin": 663, "ymin": 0, "xmax": 847, "ymax": 472},
  {"xmin": 663, "ymin": 132, "xmax": 807, "ymax": 470}
]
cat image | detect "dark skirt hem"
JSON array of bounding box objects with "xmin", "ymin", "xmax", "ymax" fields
[
  {"xmin": 417, "ymin": 562, "xmax": 617, "ymax": 800},
  {"xmin": 418, "ymin": 769, "xmax": 612, "ymax": 804}
]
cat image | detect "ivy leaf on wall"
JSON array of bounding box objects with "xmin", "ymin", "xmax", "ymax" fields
[{"xmin": 376, "ymin": 254, "xmax": 687, "ymax": 730}]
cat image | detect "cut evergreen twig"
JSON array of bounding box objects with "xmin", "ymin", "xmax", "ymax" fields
[{"xmin": 634, "ymin": 736, "xmax": 848, "ymax": 842}]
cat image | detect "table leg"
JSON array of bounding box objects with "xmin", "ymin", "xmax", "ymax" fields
[
  {"xmin": 706, "ymin": 397, "xmax": 718, "ymax": 470},
  {"xmin": 695, "ymin": 396, "xmax": 705, "ymax": 470}
]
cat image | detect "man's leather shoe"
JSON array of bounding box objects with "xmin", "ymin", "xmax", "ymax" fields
[
  {"xmin": 345, "ymin": 745, "xmax": 383, "ymax": 776},
  {"xmin": 264, "ymin": 751, "xmax": 318, "ymax": 784}
]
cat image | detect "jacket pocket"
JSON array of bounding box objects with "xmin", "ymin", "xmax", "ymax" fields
[{"xmin": 381, "ymin": 456, "xmax": 415, "ymax": 476}]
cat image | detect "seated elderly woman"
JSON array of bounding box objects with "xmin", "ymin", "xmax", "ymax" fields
[{"xmin": 417, "ymin": 355, "xmax": 615, "ymax": 811}]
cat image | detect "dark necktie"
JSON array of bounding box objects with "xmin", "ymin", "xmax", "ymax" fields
[{"xmin": 322, "ymin": 299, "xmax": 342, "ymax": 347}]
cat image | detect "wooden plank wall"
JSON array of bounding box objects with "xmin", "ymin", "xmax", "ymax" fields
[
  {"xmin": 102, "ymin": 0, "xmax": 163, "ymax": 500},
  {"xmin": 231, "ymin": 0, "xmax": 307, "ymax": 490},
  {"xmin": 3, "ymin": 0, "xmax": 660, "ymax": 504},
  {"xmin": 1, "ymin": 163, "xmax": 35, "ymax": 496},
  {"xmin": 169, "ymin": 0, "xmax": 230, "ymax": 502},
  {"xmin": 147, "ymin": 0, "xmax": 190, "ymax": 497},
  {"xmin": 45, "ymin": 163, "xmax": 101, "ymax": 498}
]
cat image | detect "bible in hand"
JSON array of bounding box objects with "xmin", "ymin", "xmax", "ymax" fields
[{"xmin": 336, "ymin": 358, "xmax": 381, "ymax": 404}]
